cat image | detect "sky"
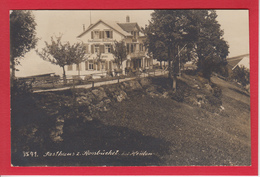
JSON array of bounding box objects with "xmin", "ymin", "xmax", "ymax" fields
[{"xmin": 15, "ymin": 10, "xmax": 249, "ymax": 77}]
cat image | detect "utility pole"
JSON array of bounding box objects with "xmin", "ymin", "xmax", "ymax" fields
[{"xmin": 90, "ymin": 11, "xmax": 92, "ymax": 25}]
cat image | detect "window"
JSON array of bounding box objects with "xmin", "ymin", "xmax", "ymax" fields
[
  {"xmin": 131, "ymin": 44, "xmax": 136, "ymax": 53},
  {"xmin": 139, "ymin": 44, "xmax": 143, "ymax": 51},
  {"xmin": 127, "ymin": 43, "xmax": 130, "ymax": 53},
  {"xmin": 85, "ymin": 61, "xmax": 93, "ymax": 70},
  {"xmin": 105, "ymin": 44, "xmax": 111, "ymax": 53},
  {"xmin": 101, "ymin": 63, "xmax": 105, "ymax": 70},
  {"xmin": 105, "ymin": 30, "xmax": 113, "ymax": 38},
  {"xmin": 93, "ymin": 30, "xmax": 100, "ymax": 39},
  {"xmin": 94, "ymin": 45, "xmax": 99, "ymax": 54},
  {"xmin": 68, "ymin": 64, "xmax": 73, "ymax": 71},
  {"xmin": 131, "ymin": 31, "xmax": 138, "ymax": 39},
  {"xmin": 89, "ymin": 61, "xmax": 94, "ymax": 70}
]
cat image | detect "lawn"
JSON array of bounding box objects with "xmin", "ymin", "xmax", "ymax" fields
[{"xmin": 11, "ymin": 74, "xmax": 251, "ymax": 166}]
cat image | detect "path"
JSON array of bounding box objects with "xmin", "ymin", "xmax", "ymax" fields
[{"xmin": 33, "ymin": 70, "xmax": 168, "ymax": 93}]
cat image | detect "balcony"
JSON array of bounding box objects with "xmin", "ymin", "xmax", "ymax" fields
[
  {"xmin": 88, "ymin": 38, "xmax": 114, "ymax": 43},
  {"xmin": 129, "ymin": 51, "xmax": 146, "ymax": 59}
]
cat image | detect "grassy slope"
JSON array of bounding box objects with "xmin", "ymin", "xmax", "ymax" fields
[
  {"xmin": 98, "ymin": 76, "xmax": 251, "ymax": 166},
  {"xmin": 11, "ymin": 74, "xmax": 251, "ymax": 166}
]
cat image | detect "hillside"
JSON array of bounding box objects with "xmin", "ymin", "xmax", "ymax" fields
[{"xmin": 11, "ymin": 73, "xmax": 251, "ymax": 166}]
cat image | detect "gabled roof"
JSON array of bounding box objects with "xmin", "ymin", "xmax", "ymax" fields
[
  {"xmin": 117, "ymin": 22, "xmax": 141, "ymax": 33},
  {"xmin": 227, "ymin": 54, "xmax": 249, "ymax": 70},
  {"xmin": 232, "ymin": 56, "xmax": 250, "ymax": 70},
  {"xmin": 77, "ymin": 19, "xmax": 132, "ymax": 38}
]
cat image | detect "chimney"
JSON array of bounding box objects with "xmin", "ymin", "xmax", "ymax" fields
[
  {"xmin": 83, "ymin": 24, "xmax": 85, "ymax": 32},
  {"xmin": 126, "ymin": 15, "xmax": 130, "ymax": 23}
]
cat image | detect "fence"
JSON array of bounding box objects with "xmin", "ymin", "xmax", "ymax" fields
[{"xmin": 33, "ymin": 69, "xmax": 168, "ymax": 93}]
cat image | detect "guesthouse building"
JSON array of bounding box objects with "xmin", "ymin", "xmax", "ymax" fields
[{"xmin": 66, "ymin": 16, "xmax": 153, "ymax": 79}]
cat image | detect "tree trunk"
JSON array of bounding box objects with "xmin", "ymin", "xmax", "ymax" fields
[
  {"xmin": 77, "ymin": 63, "xmax": 80, "ymax": 77},
  {"xmin": 168, "ymin": 46, "xmax": 172, "ymax": 79},
  {"xmin": 11, "ymin": 57, "xmax": 16, "ymax": 87},
  {"xmin": 62, "ymin": 66, "xmax": 67, "ymax": 84},
  {"xmin": 172, "ymin": 74, "xmax": 177, "ymax": 91}
]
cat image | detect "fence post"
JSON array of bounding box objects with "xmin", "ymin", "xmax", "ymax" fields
[
  {"xmin": 73, "ymin": 79, "xmax": 75, "ymax": 89},
  {"xmin": 52, "ymin": 77, "xmax": 55, "ymax": 88}
]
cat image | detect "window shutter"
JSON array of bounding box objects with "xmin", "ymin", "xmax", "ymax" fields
[
  {"xmin": 102, "ymin": 31, "xmax": 104, "ymax": 39},
  {"xmin": 85, "ymin": 44, "xmax": 89, "ymax": 53},
  {"xmin": 85, "ymin": 61, "xmax": 88, "ymax": 70},
  {"xmin": 97, "ymin": 62, "xmax": 100, "ymax": 71},
  {"xmin": 110, "ymin": 31, "xmax": 113, "ymax": 39},
  {"xmin": 100, "ymin": 45, "xmax": 104, "ymax": 53},
  {"xmin": 91, "ymin": 31, "xmax": 93, "ymax": 39},
  {"xmin": 109, "ymin": 61, "xmax": 112, "ymax": 70},
  {"xmin": 102, "ymin": 45, "xmax": 105, "ymax": 53},
  {"xmin": 93, "ymin": 63, "xmax": 96, "ymax": 70},
  {"xmin": 91, "ymin": 45, "xmax": 94, "ymax": 54},
  {"xmin": 99, "ymin": 31, "xmax": 101, "ymax": 39},
  {"xmin": 105, "ymin": 61, "xmax": 108, "ymax": 70}
]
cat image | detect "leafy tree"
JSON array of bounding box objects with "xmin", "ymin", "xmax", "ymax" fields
[
  {"xmin": 67, "ymin": 43, "xmax": 87, "ymax": 76},
  {"xmin": 232, "ymin": 65, "xmax": 250, "ymax": 87},
  {"xmin": 10, "ymin": 10, "xmax": 38, "ymax": 80},
  {"xmin": 145, "ymin": 10, "xmax": 195, "ymax": 90},
  {"xmin": 36, "ymin": 36, "xmax": 86, "ymax": 83},
  {"xmin": 111, "ymin": 40, "xmax": 127, "ymax": 68},
  {"xmin": 192, "ymin": 10, "xmax": 229, "ymax": 81},
  {"xmin": 145, "ymin": 10, "xmax": 229, "ymax": 89}
]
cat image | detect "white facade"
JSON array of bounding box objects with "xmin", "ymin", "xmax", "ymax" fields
[{"xmin": 66, "ymin": 18, "xmax": 153, "ymax": 78}]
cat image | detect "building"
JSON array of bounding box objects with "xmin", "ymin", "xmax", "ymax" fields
[
  {"xmin": 232, "ymin": 55, "xmax": 250, "ymax": 71},
  {"xmin": 226, "ymin": 54, "xmax": 249, "ymax": 71},
  {"xmin": 66, "ymin": 16, "xmax": 153, "ymax": 78}
]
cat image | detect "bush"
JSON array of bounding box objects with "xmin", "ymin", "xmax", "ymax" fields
[
  {"xmin": 170, "ymin": 90, "xmax": 184, "ymax": 102},
  {"xmin": 212, "ymin": 86, "xmax": 222, "ymax": 98},
  {"xmin": 205, "ymin": 95, "xmax": 222, "ymax": 107},
  {"xmin": 11, "ymin": 79, "xmax": 33, "ymax": 96},
  {"xmin": 210, "ymin": 83, "xmax": 222, "ymax": 98},
  {"xmin": 232, "ymin": 66, "xmax": 250, "ymax": 87}
]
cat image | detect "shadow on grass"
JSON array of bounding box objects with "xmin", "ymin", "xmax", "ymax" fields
[
  {"xmin": 228, "ymin": 87, "xmax": 250, "ymax": 97},
  {"xmin": 12, "ymin": 118, "xmax": 170, "ymax": 166}
]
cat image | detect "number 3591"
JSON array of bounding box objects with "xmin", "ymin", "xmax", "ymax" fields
[{"xmin": 23, "ymin": 151, "xmax": 38, "ymax": 157}]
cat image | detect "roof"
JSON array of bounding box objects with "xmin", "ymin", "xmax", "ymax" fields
[
  {"xmin": 117, "ymin": 22, "xmax": 141, "ymax": 33},
  {"xmin": 232, "ymin": 56, "xmax": 250, "ymax": 70},
  {"xmin": 77, "ymin": 19, "xmax": 132, "ymax": 38},
  {"xmin": 20, "ymin": 72, "xmax": 55, "ymax": 78},
  {"xmin": 227, "ymin": 54, "xmax": 249, "ymax": 70}
]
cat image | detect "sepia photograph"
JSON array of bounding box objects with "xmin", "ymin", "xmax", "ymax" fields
[{"xmin": 10, "ymin": 9, "xmax": 251, "ymax": 167}]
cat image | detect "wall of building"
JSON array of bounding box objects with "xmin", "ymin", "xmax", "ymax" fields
[{"xmin": 79, "ymin": 22, "xmax": 125, "ymax": 47}]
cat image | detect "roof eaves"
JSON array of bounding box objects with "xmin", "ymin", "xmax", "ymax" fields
[{"xmin": 77, "ymin": 19, "xmax": 130, "ymax": 38}]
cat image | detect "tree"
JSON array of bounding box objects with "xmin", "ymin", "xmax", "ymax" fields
[
  {"xmin": 145, "ymin": 10, "xmax": 195, "ymax": 90},
  {"xmin": 67, "ymin": 43, "xmax": 87, "ymax": 77},
  {"xmin": 10, "ymin": 10, "xmax": 38, "ymax": 80},
  {"xmin": 232, "ymin": 66, "xmax": 250, "ymax": 87},
  {"xmin": 112, "ymin": 40, "xmax": 127, "ymax": 68},
  {"xmin": 145, "ymin": 10, "xmax": 229, "ymax": 88},
  {"xmin": 36, "ymin": 36, "xmax": 86, "ymax": 83},
  {"xmin": 192, "ymin": 10, "xmax": 229, "ymax": 81}
]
